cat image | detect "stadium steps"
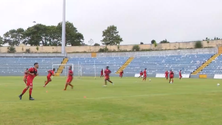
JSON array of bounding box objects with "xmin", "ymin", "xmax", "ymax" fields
[
  {"xmin": 55, "ymin": 58, "xmax": 69, "ymax": 76},
  {"xmin": 116, "ymin": 57, "xmax": 134, "ymax": 74},
  {"xmin": 192, "ymin": 53, "xmax": 220, "ymax": 75}
]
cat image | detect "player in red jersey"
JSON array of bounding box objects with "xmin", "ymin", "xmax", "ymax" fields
[
  {"xmin": 104, "ymin": 66, "xmax": 113, "ymax": 86},
  {"xmin": 119, "ymin": 70, "xmax": 124, "ymax": 78},
  {"xmin": 169, "ymin": 70, "xmax": 174, "ymax": 83},
  {"xmin": 139, "ymin": 70, "xmax": 143, "ymax": 78},
  {"xmin": 100, "ymin": 69, "xmax": 104, "ymax": 77},
  {"xmin": 64, "ymin": 66, "xmax": 74, "ymax": 91},
  {"xmin": 43, "ymin": 68, "xmax": 55, "ymax": 87},
  {"xmin": 179, "ymin": 70, "xmax": 182, "ymax": 79},
  {"xmin": 19, "ymin": 63, "xmax": 39, "ymax": 100},
  {"xmin": 143, "ymin": 68, "xmax": 147, "ymax": 81},
  {"xmin": 165, "ymin": 70, "xmax": 169, "ymax": 80},
  {"xmin": 23, "ymin": 68, "xmax": 29, "ymax": 84}
]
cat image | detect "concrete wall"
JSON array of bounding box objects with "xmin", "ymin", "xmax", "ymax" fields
[{"xmin": 0, "ymin": 40, "xmax": 221, "ymax": 53}]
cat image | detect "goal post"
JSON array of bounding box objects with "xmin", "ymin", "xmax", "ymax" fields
[{"xmin": 52, "ymin": 64, "xmax": 82, "ymax": 77}]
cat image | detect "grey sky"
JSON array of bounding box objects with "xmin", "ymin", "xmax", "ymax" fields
[{"xmin": 0, "ymin": 0, "xmax": 222, "ymax": 45}]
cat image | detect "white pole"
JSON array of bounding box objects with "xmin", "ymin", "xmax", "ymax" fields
[{"xmin": 62, "ymin": 0, "xmax": 66, "ymax": 54}]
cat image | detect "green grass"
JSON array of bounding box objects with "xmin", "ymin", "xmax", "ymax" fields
[{"xmin": 0, "ymin": 76, "xmax": 222, "ymax": 125}]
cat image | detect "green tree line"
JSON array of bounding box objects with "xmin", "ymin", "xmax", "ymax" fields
[
  {"xmin": 0, "ymin": 21, "xmax": 84, "ymax": 46},
  {"xmin": 0, "ymin": 23, "xmax": 124, "ymax": 47}
]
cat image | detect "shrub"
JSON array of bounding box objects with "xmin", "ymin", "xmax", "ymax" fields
[
  {"xmin": 98, "ymin": 47, "xmax": 108, "ymax": 52},
  {"xmin": 26, "ymin": 49, "xmax": 31, "ymax": 53},
  {"xmin": 154, "ymin": 42, "xmax": 157, "ymax": 47},
  {"xmin": 195, "ymin": 41, "xmax": 203, "ymax": 48},
  {"xmin": 36, "ymin": 46, "xmax": 39, "ymax": 51},
  {"xmin": 7, "ymin": 46, "xmax": 16, "ymax": 53},
  {"xmin": 132, "ymin": 45, "xmax": 140, "ymax": 51}
]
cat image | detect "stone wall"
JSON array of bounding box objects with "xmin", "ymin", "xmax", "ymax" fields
[{"xmin": 0, "ymin": 40, "xmax": 221, "ymax": 53}]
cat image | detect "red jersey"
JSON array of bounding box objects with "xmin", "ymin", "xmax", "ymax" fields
[
  {"xmin": 24, "ymin": 70, "xmax": 28, "ymax": 77},
  {"xmin": 170, "ymin": 71, "xmax": 174, "ymax": 77},
  {"xmin": 47, "ymin": 70, "xmax": 54, "ymax": 77},
  {"xmin": 140, "ymin": 71, "xmax": 143, "ymax": 76},
  {"xmin": 120, "ymin": 71, "xmax": 123, "ymax": 75},
  {"xmin": 101, "ymin": 70, "xmax": 104, "ymax": 75},
  {"xmin": 143, "ymin": 70, "xmax": 147, "ymax": 76},
  {"xmin": 68, "ymin": 70, "xmax": 73, "ymax": 78},
  {"xmin": 104, "ymin": 69, "xmax": 111, "ymax": 77},
  {"xmin": 179, "ymin": 71, "xmax": 182, "ymax": 76},
  {"xmin": 165, "ymin": 71, "xmax": 169, "ymax": 76},
  {"xmin": 27, "ymin": 67, "xmax": 38, "ymax": 81}
]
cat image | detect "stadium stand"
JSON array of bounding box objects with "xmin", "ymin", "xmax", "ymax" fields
[
  {"xmin": 0, "ymin": 57, "xmax": 63, "ymax": 76},
  {"xmin": 125, "ymin": 54, "xmax": 213, "ymax": 76},
  {"xmin": 199, "ymin": 54, "xmax": 222, "ymax": 74},
  {"xmin": 0, "ymin": 48, "xmax": 217, "ymax": 77}
]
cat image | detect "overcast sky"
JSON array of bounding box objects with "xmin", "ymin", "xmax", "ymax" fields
[{"xmin": 0, "ymin": 0, "xmax": 222, "ymax": 45}]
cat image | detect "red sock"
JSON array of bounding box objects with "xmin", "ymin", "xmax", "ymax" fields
[
  {"xmin": 22, "ymin": 88, "xmax": 28, "ymax": 95},
  {"xmin": 29, "ymin": 88, "xmax": 33, "ymax": 96}
]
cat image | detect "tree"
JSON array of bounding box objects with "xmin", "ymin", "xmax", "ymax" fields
[
  {"xmin": 101, "ymin": 25, "xmax": 123, "ymax": 45},
  {"xmin": 23, "ymin": 24, "xmax": 46, "ymax": 46},
  {"xmin": 160, "ymin": 39, "xmax": 170, "ymax": 44},
  {"xmin": 94, "ymin": 43, "xmax": 100, "ymax": 46},
  {"xmin": 57, "ymin": 21, "xmax": 84, "ymax": 46},
  {"xmin": 23, "ymin": 24, "xmax": 60, "ymax": 46},
  {"xmin": 3, "ymin": 28, "xmax": 25, "ymax": 46},
  {"xmin": 151, "ymin": 40, "xmax": 156, "ymax": 44},
  {"xmin": 46, "ymin": 26, "xmax": 61, "ymax": 46}
]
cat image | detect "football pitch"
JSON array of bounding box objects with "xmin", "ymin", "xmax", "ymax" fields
[{"xmin": 0, "ymin": 76, "xmax": 222, "ymax": 125}]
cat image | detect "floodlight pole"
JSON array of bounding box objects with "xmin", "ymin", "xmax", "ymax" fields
[{"xmin": 62, "ymin": 0, "xmax": 66, "ymax": 55}]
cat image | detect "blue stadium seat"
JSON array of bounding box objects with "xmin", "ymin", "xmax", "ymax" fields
[
  {"xmin": 0, "ymin": 57, "xmax": 63, "ymax": 76},
  {"xmin": 199, "ymin": 54, "xmax": 222, "ymax": 74}
]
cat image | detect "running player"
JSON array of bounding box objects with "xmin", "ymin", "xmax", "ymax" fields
[
  {"xmin": 165, "ymin": 70, "xmax": 169, "ymax": 80},
  {"xmin": 119, "ymin": 70, "xmax": 124, "ymax": 78},
  {"xmin": 143, "ymin": 68, "xmax": 147, "ymax": 81},
  {"xmin": 64, "ymin": 66, "xmax": 74, "ymax": 91},
  {"xmin": 43, "ymin": 68, "xmax": 55, "ymax": 87},
  {"xmin": 23, "ymin": 68, "xmax": 29, "ymax": 84},
  {"xmin": 179, "ymin": 70, "xmax": 182, "ymax": 79},
  {"xmin": 100, "ymin": 69, "xmax": 104, "ymax": 77},
  {"xmin": 19, "ymin": 63, "xmax": 39, "ymax": 100},
  {"xmin": 139, "ymin": 70, "xmax": 143, "ymax": 78},
  {"xmin": 169, "ymin": 70, "xmax": 174, "ymax": 83},
  {"xmin": 104, "ymin": 66, "xmax": 113, "ymax": 86}
]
